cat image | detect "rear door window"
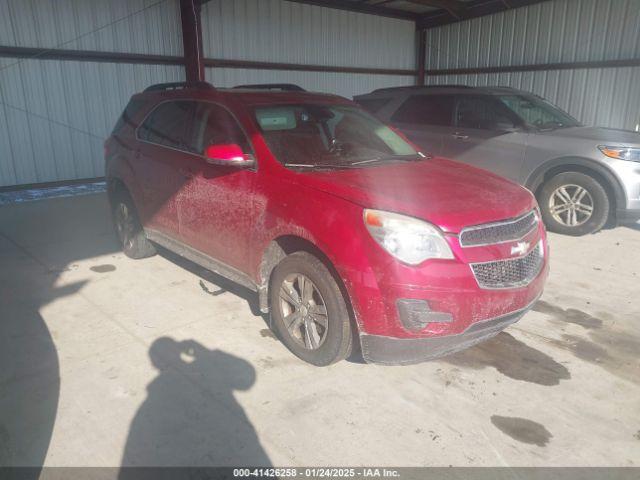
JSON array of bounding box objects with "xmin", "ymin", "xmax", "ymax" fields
[
  {"xmin": 138, "ymin": 101, "xmax": 195, "ymax": 150},
  {"xmin": 112, "ymin": 99, "xmax": 146, "ymax": 136},
  {"xmin": 356, "ymin": 97, "xmax": 392, "ymax": 114},
  {"xmin": 391, "ymin": 95, "xmax": 454, "ymax": 126},
  {"xmin": 455, "ymin": 95, "xmax": 518, "ymax": 130}
]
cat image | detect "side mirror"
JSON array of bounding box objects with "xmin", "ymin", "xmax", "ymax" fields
[{"xmin": 204, "ymin": 143, "xmax": 255, "ymax": 168}]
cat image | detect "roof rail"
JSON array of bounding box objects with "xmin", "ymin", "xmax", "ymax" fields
[
  {"xmin": 144, "ymin": 81, "xmax": 215, "ymax": 93},
  {"xmin": 370, "ymin": 84, "xmax": 473, "ymax": 94},
  {"xmin": 233, "ymin": 83, "xmax": 306, "ymax": 92}
]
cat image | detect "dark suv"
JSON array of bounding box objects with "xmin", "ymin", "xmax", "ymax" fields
[
  {"xmin": 105, "ymin": 82, "xmax": 548, "ymax": 366},
  {"xmin": 355, "ymin": 85, "xmax": 640, "ymax": 236}
]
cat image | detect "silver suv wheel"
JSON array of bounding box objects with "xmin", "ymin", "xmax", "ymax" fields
[
  {"xmin": 539, "ymin": 171, "xmax": 610, "ymax": 236},
  {"xmin": 549, "ymin": 184, "xmax": 594, "ymax": 227}
]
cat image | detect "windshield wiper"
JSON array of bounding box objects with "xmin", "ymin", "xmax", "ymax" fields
[
  {"xmin": 283, "ymin": 163, "xmax": 359, "ymax": 170},
  {"xmin": 349, "ymin": 153, "xmax": 428, "ymax": 166},
  {"xmin": 535, "ymin": 121, "xmax": 567, "ymax": 131},
  {"xmin": 284, "ymin": 153, "xmax": 429, "ymax": 170}
]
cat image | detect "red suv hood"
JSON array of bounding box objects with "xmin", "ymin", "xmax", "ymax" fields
[{"xmin": 295, "ymin": 157, "xmax": 536, "ymax": 233}]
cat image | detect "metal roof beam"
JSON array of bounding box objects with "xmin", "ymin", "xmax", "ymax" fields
[
  {"xmin": 282, "ymin": 0, "xmax": 420, "ymax": 21},
  {"xmin": 417, "ymin": 0, "xmax": 551, "ymax": 29},
  {"xmin": 404, "ymin": 0, "xmax": 466, "ymax": 19}
]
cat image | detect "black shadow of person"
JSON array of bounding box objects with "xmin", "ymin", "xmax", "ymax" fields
[
  {"xmin": 1, "ymin": 193, "xmax": 117, "ymax": 472},
  {"xmin": 0, "ymin": 235, "xmax": 87, "ymax": 471},
  {"xmin": 120, "ymin": 338, "xmax": 271, "ymax": 470}
]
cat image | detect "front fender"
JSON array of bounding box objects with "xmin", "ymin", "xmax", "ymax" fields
[
  {"xmin": 525, "ymin": 156, "xmax": 626, "ymax": 207},
  {"xmin": 251, "ymin": 181, "xmax": 380, "ymax": 329}
]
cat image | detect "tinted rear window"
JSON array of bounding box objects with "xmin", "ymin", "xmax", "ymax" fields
[
  {"xmin": 137, "ymin": 101, "xmax": 194, "ymax": 149},
  {"xmin": 455, "ymin": 95, "xmax": 518, "ymax": 130},
  {"xmin": 355, "ymin": 97, "xmax": 391, "ymax": 114},
  {"xmin": 391, "ymin": 95, "xmax": 454, "ymax": 126},
  {"xmin": 112, "ymin": 99, "xmax": 146, "ymax": 136}
]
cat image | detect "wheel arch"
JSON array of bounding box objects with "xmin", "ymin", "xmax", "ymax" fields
[
  {"xmin": 525, "ymin": 157, "xmax": 626, "ymax": 213},
  {"xmin": 258, "ymin": 235, "xmax": 344, "ymax": 299},
  {"xmin": 106, "ymin": 153, "xmax": 141, "ymax": 206},
  {"xmin": 106, "ymin": 177, "xmax": 129, "ymax": 205},
  {"xmin": 257, "ymin": 235, "xmax": 363, "ymax": 343}
]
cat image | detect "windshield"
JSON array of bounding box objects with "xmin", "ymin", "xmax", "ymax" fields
[
  {"xmin": 254, "ymin": 104, "xmax": 423, "ymax": 168},
  {"xmin": 498, "ymin": 94, "xmax": 581, "ymax": 130}
]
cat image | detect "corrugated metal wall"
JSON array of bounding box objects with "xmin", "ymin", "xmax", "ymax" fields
[
  {"xmin": 424, "ymin": 67, "xmax": 640, "ymax": 132},
  {"xmin": 201, "ymin": 0, "xmax": 416, "ymax": 96},
  {"xmin": 0, "ymin": 0, "xmax": 417, "ymax": 188},
  {"xmin": 0, "ymin": 59, "xmax": 184, "ymax": 187},
  {"xmin": 206, "ymin": 68, "xmax": 413, "ymax": 98},
  {"xmin": 425, "ymin": 0, "xmax": 640, "ymax": 69},
  {"xmin": 424, "ymin": 0, "xmax": 640, "ymax": 131},
  {"xmin": 0, "ymin": 0, "xmax": 183, "ymax": 54},
  {"xmin": 0, "ymin": 0, "xmax": 184, "ymax": 188}
]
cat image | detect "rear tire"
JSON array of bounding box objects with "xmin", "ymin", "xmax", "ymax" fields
[
  {"xmin": 111, "ymin": 190, "xmax": 156, "ymax": 259},
  {"xmin": 269, "ymin": 251, "xmax": 352, "ymax": 366},
  {"xmin": 538, "ymin": 172, "xmax": 609, "ymax": 236}
]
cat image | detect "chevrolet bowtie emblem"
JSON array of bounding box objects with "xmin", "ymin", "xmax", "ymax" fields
[{"xmin": 511, "ymin": 241, "xmax": 530, "ymax": 256}]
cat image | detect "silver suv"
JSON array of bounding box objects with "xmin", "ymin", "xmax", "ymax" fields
[{"xmin": 354, "ymin": 86, "xmax": 640, "ymax": 236}]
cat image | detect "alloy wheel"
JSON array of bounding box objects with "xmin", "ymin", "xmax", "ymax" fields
[
  {"xmin": 279, "ymin": 273, "xmax": 329, "ymax": 350},
  {"xmin": 115, "ymin": 203, "xmax": 136, "ymax": 250},
  {"xmin": 548, "ymin": 184, "xmax": 594, "ymax": 227}
]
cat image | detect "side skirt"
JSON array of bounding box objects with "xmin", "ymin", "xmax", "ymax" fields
[{"xmin": 145, "ymin": 229, "xmax": 259, "ymax": 294}]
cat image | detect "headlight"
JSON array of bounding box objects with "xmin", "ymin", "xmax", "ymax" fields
[
  {"xmin": 598, "ymin": 145, "xmax": 640, "ymax": 162},
  {"xmin": 363, "ymin": 209, "xmax": 454, "ymax": 265}
]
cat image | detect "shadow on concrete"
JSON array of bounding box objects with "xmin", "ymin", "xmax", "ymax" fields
[
  {"xmin": 1, "ymin": 193, "xmax": 273, "ymax": 470},
  {"xmin": 0, "ymin": 264, "xmax": 72, "ymax": 468},
  {"xmin": 120, "ymin": 338, "xmax": 271, "ymax": 470},
  {"xmin": 443, "ymin": 332, "xmax": 571, "ymax": 386},
  {"xmin": 157, "ymin": 246, "xmax": 266, "ymax": 319},
  {"xmin": 157, "ymin": 248, "xmax": 367, "ymax": 364},
  {"xmin": 0, "ymin": 194, "xmax": 118, "ymax": 469}
]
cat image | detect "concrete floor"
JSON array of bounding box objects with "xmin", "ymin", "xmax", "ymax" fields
[{"xmin": 1, "ymin": 193, "xmax": 639, "ymax": 468}]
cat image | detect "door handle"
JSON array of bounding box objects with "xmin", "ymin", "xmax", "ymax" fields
[
  {"xmin": 134, "ymin": 149, "xmax": 141, "ymax": 159},
  {"xmin": 452, "ymin": 132, "xmax": 469, "ymax": 140}
]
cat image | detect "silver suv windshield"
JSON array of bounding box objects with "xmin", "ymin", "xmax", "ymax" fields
[
  {"xmin": 254, "ymin": 104, "xmax": 424, "ymax": 169},
  {"xmin": 498, "ymin": 94, "xmax": 581, "ymax": 131}
]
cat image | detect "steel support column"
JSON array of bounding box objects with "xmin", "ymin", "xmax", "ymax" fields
[
  {"xmin": 416, "ymin": 29, "xmax": 426, "ymax": 86},
  {"xmin": 180, "ymin": 0, "xmax": 205, "ymax": 83}
]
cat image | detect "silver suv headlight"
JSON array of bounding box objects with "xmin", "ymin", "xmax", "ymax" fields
[
  {"xmin": 598, "ymin": 145, "xmax": 640, "ymax": 162},
  {"xmin": 363, "ymin": 209, "xmax": 454, "ymax": 265}
]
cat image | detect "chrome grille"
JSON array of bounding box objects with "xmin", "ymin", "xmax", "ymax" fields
[
  {"xmin": 460, "ymin": 210, "xmax": 538, "ymax": 247},
  {"xmin": 471, "ymin": 241, "xmax": 544, "ymax": 289}
]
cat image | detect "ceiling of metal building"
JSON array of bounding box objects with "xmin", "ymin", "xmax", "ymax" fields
[{"xmin": 280, "ymin": 0, "xmax": 551, "ymax": 28}]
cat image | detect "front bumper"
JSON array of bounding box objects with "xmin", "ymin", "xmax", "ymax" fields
[
  {"xmin": 360, "ymin": 299, "xmax": 535, "ymax": 365},
  {"xmin": 346, "ymin": 221, "xmax": 548, "ymax": 340}
]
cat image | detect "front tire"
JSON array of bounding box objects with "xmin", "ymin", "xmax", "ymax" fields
[
  {"xmin": 269, "ymin": 251, "xmax": 352, "ymax": 366},
  {"xmin": 538, "ymin": 172, "xmax": 610, "ymax": 236},
  {"xmin": 112, "ymin": 190, "xmax": 156, "ymax": 259}
]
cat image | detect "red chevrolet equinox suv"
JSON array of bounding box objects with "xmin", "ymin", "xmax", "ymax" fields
[{"xmin": 105, "ymin": 81, "xmax": 549, "ymax": 366}]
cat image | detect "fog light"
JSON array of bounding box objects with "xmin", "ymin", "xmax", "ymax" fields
[{"xmin": 397, "ymin": 299, "xmax": 453, "ymax": 331}]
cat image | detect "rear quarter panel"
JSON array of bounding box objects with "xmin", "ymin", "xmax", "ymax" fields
[
  {"xmin": 105, "ymin": 96, "xmax": 154, "ymax": 210},
  {"xmin": 105, "ymin": 136, "xmax": 143, "ymax": 207}
]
